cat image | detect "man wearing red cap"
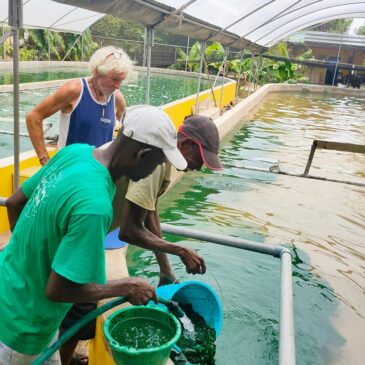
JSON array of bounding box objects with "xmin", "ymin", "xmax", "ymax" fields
[{"xmin": 116, "ymin": 113, "xmax": 223, "ymax": 285}]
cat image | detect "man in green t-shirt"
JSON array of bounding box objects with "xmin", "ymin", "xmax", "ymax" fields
[{"xmin": 0, "ymin": 105, "xmax": 187, "ymax": 365}]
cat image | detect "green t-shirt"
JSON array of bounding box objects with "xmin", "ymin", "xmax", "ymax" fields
[{"xmin": 0, "ymin": 144, "xmax": 115, "ymax": 355}]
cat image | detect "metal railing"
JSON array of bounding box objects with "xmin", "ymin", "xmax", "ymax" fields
[
  {"xmin": 222, "ymin": 139, "xmax": 365, "ymax": 188},
  {"xmin": 304, "ymin": 140, "xmax": 365, "ymax": 175},
  {"xmin": 161, "ymin": 223, "xmax": 296, "ymax": 365}
]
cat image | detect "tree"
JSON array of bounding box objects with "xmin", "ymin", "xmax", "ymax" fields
[
  {"xmin": 310, "ymin": 19, "xmax": 353, "ymax": 33},
  {"xmin": 356, "ymin": 24, "xmax": 365, "ymax": 35},
  {"xmin": 89, "ymin": 15, "xmax": 144, "ymax": 41}
]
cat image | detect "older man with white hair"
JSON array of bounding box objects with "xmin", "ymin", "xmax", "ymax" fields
[{"xmin": 26, "ymin": 46, "xmax": 132, "ymax": 165}]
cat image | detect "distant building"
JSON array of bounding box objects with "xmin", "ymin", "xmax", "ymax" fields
[{"xmin": 288, "ymin": 31, "xmax": 365, "ymax": 86}]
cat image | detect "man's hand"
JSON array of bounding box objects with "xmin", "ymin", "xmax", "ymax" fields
[
  {"xmin": 178, "ymin": 247, "xmax": 206, "ymax": 275},
  {"xmin": 39, "ymin": 155, "xmax": 50, "ymax": 166},
  {"xmin": 124, "ymin": 277, "xmax": 158, "ymax": 305},
  {"xmin": 158, "ymin": 271, "xmax": 179, "ymax": 287}
]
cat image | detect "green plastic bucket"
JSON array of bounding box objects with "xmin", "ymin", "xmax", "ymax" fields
[{"xmin": 103, "ymin": 306, "xmax": 181, "ymax": 365}]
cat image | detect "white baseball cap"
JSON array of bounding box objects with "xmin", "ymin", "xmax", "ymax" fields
[{"xmin": 122, "ymin": 105, "xmax": 187, "ymax": 171}]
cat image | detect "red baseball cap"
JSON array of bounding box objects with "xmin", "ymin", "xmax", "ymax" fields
[{"xmin": 178, "ymin": 115, "xmax": 223, "ymax": 171}]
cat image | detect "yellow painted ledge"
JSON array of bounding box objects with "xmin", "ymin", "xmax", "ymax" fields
[{"xmin": 0, "ymin": 147, "xmax": 56, "ymax": 233}]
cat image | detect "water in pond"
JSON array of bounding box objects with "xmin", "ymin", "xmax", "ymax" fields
[
  {"xmin": 110, "ymin": 317, "xmax": 173, "ymax": 349},
  {"xmin": 127, "ymin": 92, "xmax": 365, "ymax": 365},
  {"xmin": 0, "ymin": 66, "xmax": 90, "ymax": 84},
  {"xmin": 0, "ymin": 70, "xmax": 211, "ymax": 158}
]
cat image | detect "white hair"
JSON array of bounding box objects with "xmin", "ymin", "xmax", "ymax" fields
[{"xmin": 88, "ymin": 46, "xmax": 133, "ymax": 76}]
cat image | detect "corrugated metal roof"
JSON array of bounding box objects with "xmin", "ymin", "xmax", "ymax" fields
[{"xmin": 289, "ymin": 31, "xmax": 365, "ymax": 50}]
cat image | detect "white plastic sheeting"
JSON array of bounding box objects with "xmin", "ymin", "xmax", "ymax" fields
[
  {"xmin": 55, "ymin": 0, "xmax": 365, "ymax": 50},
  {"xmin": 1, "ymin": 0, "xmax": 365, "ymax": 48},
  {"xmin": 0, "ymin": 0, "xmax": 104, "ymax": 33}
]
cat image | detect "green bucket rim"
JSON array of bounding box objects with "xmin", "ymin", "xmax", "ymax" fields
[{"xmin": 103, "ymin": 305, "xmax": 182, "ymax": 356}]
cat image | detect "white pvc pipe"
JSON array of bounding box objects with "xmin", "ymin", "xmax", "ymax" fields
[{"xmin": 279, "ymin": 251, "xmax": 296, "ymax": 365}]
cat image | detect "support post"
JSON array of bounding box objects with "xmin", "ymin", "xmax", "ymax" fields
[
  {"xmin": 81, "ymin": 32, "xmax": 84, "ymax": 61},
  {"xmin": 47, "ymin": 29, "xmax": 51, "ymax": 61},
  {"xmin": 194, "ymin": 41, "xmax": 205, "ymax": 114},
  {"xmin": 332, "ymin": 31, "xmax": 344, "ymax": 87},
  {"xmin": 9, "ymin": 0, "xmax": 23, "ymax": 191},
  {"xmin": 235, "ymin": 52, "xmax": 243, "ymax": 99},
  {"xmin": 145, "ymin": 26, "xmax": 153, "ymax": 104},
  {"xmin": 142, "ymin": 27, "xmax": 147, "ymax": 67},
  {"xmin": 185, "ymin": 36, "xmax": 190, "ymax": 71},
  {"xmin": 248, "ymin": 53, "xmax": 255, "ymax": 95},
  {"xmin": 303, "ymin": 140, "xmax": 317, "ymax": 175},
  {"xmin": 219, "ymin": 46, "xmax": 228, "ymax": 113}
]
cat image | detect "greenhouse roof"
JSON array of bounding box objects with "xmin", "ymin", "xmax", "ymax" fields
[
  {"xmin": 2, "ymin": 1, "xmax": 365, "ymax": 50},
  {"xmin": 53, "ymin": 0, "xmax": 365, "ymax": 51},
  {"xmin": 0, "ymin": 0, "xmax": 104, "ymax": 34}
]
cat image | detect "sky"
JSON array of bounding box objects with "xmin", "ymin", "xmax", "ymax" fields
[{"xmin": 349, "ymin": 18, "xmax": 365, "ymax": 34}]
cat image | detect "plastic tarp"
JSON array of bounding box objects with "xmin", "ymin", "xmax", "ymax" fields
[
  {"xmin": 54, "ymin": 0, "xmax": 365, "ymax": 50},
  {"xmin": 0, "ymin": 0, "xmax": 104, "ymax": 34},
  {"xmin": 1, "ymin": 0, "xmax": 365, "ymax": 48}
]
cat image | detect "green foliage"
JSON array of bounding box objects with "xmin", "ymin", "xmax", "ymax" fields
[
  {"xmin": 205, "ymin": 42, "xmax": 225, "ymax": 62},
  {"xmin": 188, "ymin": 42, "xmax": 202, "ymax": 72},
  {"xmin": 0, "ymin": 26, "xmax": 12, "ymax": 60},
  {"xmin": 14, "ymin": 28, "xmax": 96, "ymax": 61},
  {"xmin": 170, "ymin": 40, "xmax": 308, "ymax": 86},
  {"xmin": 269, "ymin": 42, "xmax": 289, "ymax": 58},
  {"xmin": 310, "ymin": 18, "xmax": 353, "ymax": 33},
  {"xmin": 356, "ymin": 24, "xmax": 365, "ymax": 35},
  {"xmin": 89, "ymin": 15, "xmax": 144, "ymax": 41},
  {"xmin": 19, "ymin": 48, "xmax": 36, "ymax": 61},
  {"xmin": 297, "ymin": 49, "xmax": 314, "ymax": 60},
  {"xmin": 297, "ymin": 75, "xmax": 311, "ymax": 84}
]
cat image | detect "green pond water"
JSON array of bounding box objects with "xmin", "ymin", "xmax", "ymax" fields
[
  {"xmin": 110, "ymin": 317, "xmax": 173, "ymax": 349},
  {"xmin": 127, "ymin": 92, "xmax": 365, "ymax": 365},
  {"xmin": 0, "ymin": 69, "xmax": 211, "ymax": 158},
  {"xmin": 0, "ymin": 66, "xmax": 90, "ymax": 84}
]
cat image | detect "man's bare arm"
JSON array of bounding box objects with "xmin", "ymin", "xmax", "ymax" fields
[
  {"xmin": 145, "ymin": 209, "xmax": 178, "ymax": 285},
  {"xmin": 119, "ymin": 199, "xmax": 206, "ymax": 275},
  {"xmin": 115, "ymin": 90, "xmax": 126, "ymax": 122},
  {"xmin": 46, "ymin": 270, "xmax": 158, "ymax": 305},
  {"xmin": 6, "ymin": 188, "xmax": 28, "ymax": 232},
  {"xmin": 26, "ymin": 79, "xmax": 81, "ymax": 164}
]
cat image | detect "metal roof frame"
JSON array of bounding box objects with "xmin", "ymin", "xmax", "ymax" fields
[{"xmin": 54, "ymin": 0, "xmax": 365, "ymax": 52}]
